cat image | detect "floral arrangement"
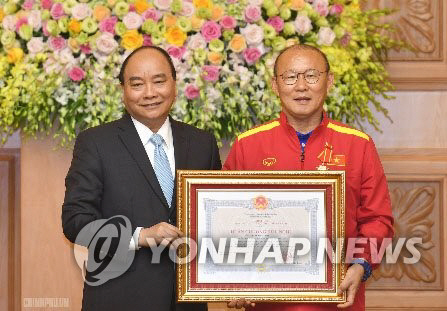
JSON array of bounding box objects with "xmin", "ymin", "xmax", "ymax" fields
[{"xmin": 0, "ymin": 0, "xmax": 398, "ymax": 145}]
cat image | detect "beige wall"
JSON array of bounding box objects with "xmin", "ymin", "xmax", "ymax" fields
[
  {"xmin": 20, "ymin": 136, "xmax": 82, "ymax": 310},
  {"xmin": 363, "ymin": 91, "xmax": 447, "ymax": 149}
]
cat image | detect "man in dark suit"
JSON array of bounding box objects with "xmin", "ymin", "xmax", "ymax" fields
[{"xmin": 62, "ymin": 46, "xmax": 221, "ymax": 310}]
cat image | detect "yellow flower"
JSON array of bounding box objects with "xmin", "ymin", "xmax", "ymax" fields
[
  {"xmin": 286, "ymin": 38, "xmax": 299, "ymax": 47},
  {"xmin": 164, "ymin": 26, "xmax": 187, "ymax": 47},
  {"xmin": 286, "ymin": 0, "xmax": 305, "ymax": 10},
  {"xmin": 193, "ymin": 0, "xmax": 212, "ymax": 9},
  {"xmin": 191, "ymin": 15, "xmax": 204, "ymax": 31},
  {"xmin": 135, "ymin": 0, "xmax": 150, "ymax": 14},
  {"xmin": 274, "ymin": 0, "xmax": 282, "ymax": 7},
  {"xmin": 229, "ymin": 34, "xmax": 246, "ymax": 53},
  {"xmin": 68, "ymin": 38, "xmax": 80, "ymax": 53},
  {"xmin": 211, "ymin": 5, "xmax": 224, "ymax": 21},
  {"xmin": 16, "ymin": 11, "xmax": 28, "ymax": 20},
  {"xmin": 121, "ymin": 30, "xmax": 144, "ymax": 50},
  {"xmin": 0, "ymin": 8, "xmax": 4, "ymax": 22},
  {"xmin": 93, "ymin": 5, "xmax": 111, "ymax": 21},
  {"xmin": 207, "ymin": 51, "xmax": 224, "ymax": 65},
  {"xmin": 163, "ymin": 14, "xmax": 177, "ymax": 28},
  {"xmin": 7, "ymin": 48, "xmax": 24, "ymax": 63},
  {"xmin": 107, "ymin": 0, "xmax": 117, "ymax": 8},
  {"xmin": 68, "ymin": 19, "xmax": 81, "ymax": 33}
]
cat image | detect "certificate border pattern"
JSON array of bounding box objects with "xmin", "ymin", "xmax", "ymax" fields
[{"xmin": 176, "ymin": 170, "xmax": 346, "ymax": 303}]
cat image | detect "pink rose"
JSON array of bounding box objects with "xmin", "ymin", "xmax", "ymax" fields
[
  {"xmin": 68, "ymin": 66, "xmax": 86, "ymax": 82},
  {"xmin": 184, "ymin": 84, "xmax": 200, "ymax": 100},
  {"xmin": 129, "ymin": 4, "xmax": 136, "ymax": 12},
  {"xmin": 99, "ymin": 16, "xmax": 118, "ymax": 34},
  {"xmin": 48, "ymin": 36, "xmax": 66, "ymax": 51},
  {"xmin": 243, "ymin": 47, "xmax": 261, "ymax": 65},
  {"xmin": 340, "ymin": 32, "xmax": 351, "ymax": 47},
  {"xmin": 143, "ymin": 35, "xmax": 152, "ymax": 46},
  {"xmin": 219, "ymin": 16, "xmax": 236, "ymax": 29},
  {"xmin": 167, "ymin": 46, "xmax": 185, "ymax": 59},
  {"xmin": 123, "ymin": 12, "xmax": 143, "ymax": 29},
  {"xmin": 142, "ymin": 8, "xmax": 162, "ymax": 21},
  {"xmin": 15, "ymin": 18, "xmax": 28, "ymax": 32},
  {"xmin": 42, "ymin": 21, "xmax": 50, "ymax": 36},
  {"xmin": 329, "ymin": 4, "xmax": 343, "ymax": 15},
  {"xmin": 28, "ymin": 10, "xmax": 42, "ymax": 30},
  {"xmin": 180, "ymin": 2, "xmax": 194, "ymax": 17},
  {"xmin": 267, "ymin": 16, "xmax": 284, "ymax": 33},
  {"xmin": 313, "ymin": 0, "xmax": 329, "ymax": 17},
  {"xmin": 80, "ymin": 44, "xmax": 91, "ymax": 54},
  {"xmin": 201, "ymin": 21, "xmax": 221, "ymax": 42},
  {"xmin": 244, "ymin": 5, "xmax": 261, "ymax": 23},
  {"xmin": 22, "ymin": 0, "xmax": 34, "ymax": 11},
  {"xmin": 50, "ymin": 2, "xmax": 65, "ymax": 20},
  {"xmin": 41, "ymin": 0, "xmax": 52, "ymax": 10},
  {"xmin": 71, "ymin": 3, "xmax": 92, "ymax": 21},
  {"xmin": 227, "ymin": 0, "xmax": 238, "ymax": 3},
  {"xmin": 202, "ymin": 65, "xmax": 220, "ymax": 82}
]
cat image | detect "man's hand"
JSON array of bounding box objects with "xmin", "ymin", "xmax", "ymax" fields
[
  {"xmin": 138, "ymin": 222, "xmax": 184, "ymax": 248},
  {"xmin": 227, "ymin": 298, "xmax": 255, "ymax": 309},
  {"xmin": 337, "ymin": 263, "xmax": 364, "ymax": 308}
]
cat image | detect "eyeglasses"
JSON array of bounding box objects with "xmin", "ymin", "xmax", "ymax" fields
[{"xmin": 278, "ymin": 69, "xmax": 328, "ymax": 85}]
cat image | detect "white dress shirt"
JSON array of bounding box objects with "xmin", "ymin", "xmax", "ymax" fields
[{"xmin": 129, "ymin": 116, "xmax": 175, "ymax": 250}]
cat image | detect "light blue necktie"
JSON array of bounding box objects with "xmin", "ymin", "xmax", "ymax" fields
[{"xmin": 150, "ymin": 133, "xmax": 174, "ymax": 207}]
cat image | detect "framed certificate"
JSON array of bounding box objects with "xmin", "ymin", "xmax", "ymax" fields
[{"xmin": 176, "ymin": 170, "xmax": 346, "ymax": 303}]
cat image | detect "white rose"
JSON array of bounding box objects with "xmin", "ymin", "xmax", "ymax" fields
[
  {"xmin": 317, "ymin": 27, "xmax": 335, "ymax": 46},
  {"xmin": 235, "ymin": 65, "xmax": 249, "ymax": 75},
  {"xmin": 153, "ymin": 0, "xmax": 172, "ymax": 11},
  {"xmin": 27, "ymin": 10, "xmax": 42, "ymax": 30},
  {"xmin": 96, "ymin": 33, "xmax": 118, "ymax": 55},
  {"xmin": 43, "ymin": 56, "xmax": 62, "ymax": 74},
  {"xmin": 180, "ymin": 1, "xmax": 194, "ymax": 17},
  {"xmin": 27, "ymin": 37, "xmax": 45, "ymax": 54},
  {"xmin": 248, "ymin": 0, "xmax": 264, "ymax": 6},
  {"xmin": 2, "ymin": 15, "xmax": 17, "ymax": 31},
  {"xmin": 206, "ymin": 87, "xmax": 220, "ymax": 102},
  {"xmin": 58, "ymin": 48, "xmax": 76, "ymax": 65},
  {"xmin": 71, "ymin": 3, "xmax": 92, "ymax": 21},
  {"xmin": 265, "ymin": 52, "xmax": 278, "ymax": 70},
  {"xmin": 241, "ymin": 24, "xmax": 264, "ymax": 46},
  {"xmin": 187, "ymin": 33, "xmax": 206, "ymax": 50},
  {"xmin": 122, "ymin": 12, "xmax": 143, "ymax": 30},
  {"xmin": 294, "ymin": 14, "xmax": 312, "ymax": 35}
]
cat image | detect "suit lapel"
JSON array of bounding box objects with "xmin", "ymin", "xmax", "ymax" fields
[
  {"xmin": 117, "ymin": 114, "xmax": 169, "ymax": 209},
  {"xmin": 170, "ymin": 117, "xmax": 189, "ymax": 220}
]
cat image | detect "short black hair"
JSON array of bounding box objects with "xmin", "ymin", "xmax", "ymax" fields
[
  {"xmin": 118, "ymin": 46, "xmax": 177, "ymax": 84},
  {"xmin": 273, "ymin": 44, "xmax": 330, "ymax": 76}
]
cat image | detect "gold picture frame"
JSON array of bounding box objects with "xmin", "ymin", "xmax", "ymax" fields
[{"xmin": 176, "ymin": 170, "xmax": 346, "ymax": 303}]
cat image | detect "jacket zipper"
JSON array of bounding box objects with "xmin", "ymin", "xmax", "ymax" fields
[{"xmin": 300, "ymin": 148, "xmax": 305, "ymax": 170}]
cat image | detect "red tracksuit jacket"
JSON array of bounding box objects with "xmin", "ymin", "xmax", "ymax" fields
[{"xmin": 223, "ymin": 111, "xmax": 394, "ymax": 311}]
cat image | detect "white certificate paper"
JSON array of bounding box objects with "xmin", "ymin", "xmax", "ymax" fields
[{"xmin": 196, "ymin": 190, "xmax": 327, "ymax": 284}]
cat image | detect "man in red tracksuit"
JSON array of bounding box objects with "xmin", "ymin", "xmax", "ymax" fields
[{"xmin": 225, "ymin": 44, "xmax": 394, "ymax": 310}]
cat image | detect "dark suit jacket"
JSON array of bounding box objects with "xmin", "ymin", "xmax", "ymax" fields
[{"xmin": 62, "ymin": 114, "xmax": 221, "ymax": 311}]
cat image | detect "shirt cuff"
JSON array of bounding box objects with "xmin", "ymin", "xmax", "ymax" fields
[
  {"xmin": 129, "ymin": 227, "xmax": 143, "ymax": 251},
  {"xmin": 349, "ymin": 258, "xmax": 372, "ymax": 282}
]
